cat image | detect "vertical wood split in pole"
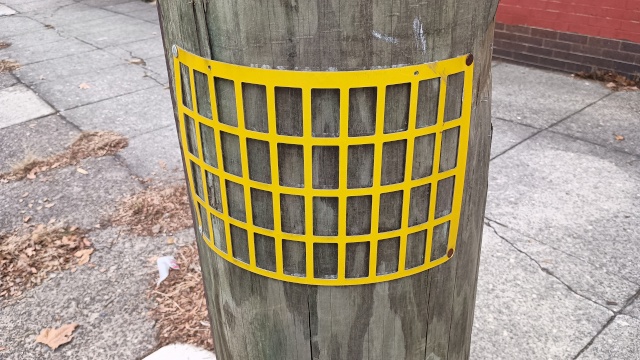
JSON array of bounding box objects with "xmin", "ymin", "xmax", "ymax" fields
[{"xmin": 158, "ymin": 0, "xmax": 499, "ymax": 359}]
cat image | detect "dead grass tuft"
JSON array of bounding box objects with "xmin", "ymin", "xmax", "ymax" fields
[
  {"xmin": 112, "ymin": 185, "xmax": 192, "ymax": 236},
  {"xmin": 0, "ymin": 59, "xmax": 20, "ymax": 73},
  {"xmin": 150, "ymin": 244, "xmax": 213, "ymax": 350},
  {"xmin": 0, "ymin": 131, "xmax": 128, "ymax": 182},
  {"xmin": 0, "ymin": 223, "xmax": 93, "ymax": 300},
  {"xmin": 575, "ymin": 69, "xmax": 639, "ymax": 91}
]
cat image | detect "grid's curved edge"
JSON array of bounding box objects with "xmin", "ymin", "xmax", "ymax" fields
[{"xmin": 173, "ymin": 47, "xmax": 474, "ymax": 286}]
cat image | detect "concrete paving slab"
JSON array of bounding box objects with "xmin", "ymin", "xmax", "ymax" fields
[
  {"xmin": 7, "ymin": 0, "xmax": 75, "ymax": 13},
  {"xmin": 58, "ymin": 14, "xmax": 160, "ymax": 48},
  {"xmin": 129, "ymin": 8, "xmax": 159, "ymax": 24},
  {"xmin": 0, "ymin": 227, "xmax": 173, "ymax": 360},
  {"xmin": 144, "ymin": 55, "xmax": 169, "ymax": 85},
  {"xmin": 553, "ymin": 91, "xmax": 640, "ymax": 157},
  {"xmin": 81, "ymin": 0, "xmax": 135, "ymax": 7},
  {"xmin": 0, "ymin": 72, "xmax": 18, "ymax": 89},
  {"xmin": 26, "ymin": 3, "xmax": 117, "ymax": 27},
  {"xmin": 104, "ymin": 36, "xmax": 165, "ymax": 61},
  {"xmin": 32, "ymin": 63, "xmax": 158, "ymax": 110},
  {"xmin": 120, "ymin": 125, "xmax": 185, "ymax": 184},
  {"xmin": 486, "ymin": 130, "xmax": 640, "ymax": 283},
  {"xmin": 623, "ymin": 297, "xmax": 640, "ymax": 320},
  {"xmin": 103, "ymin": 0, "xmax": 157, "ymax": 14},
  {"xmin": 15, "ymin": 49, "xmax": 124, "ymax": 85},
  {"xmin": 471, "ymin": 226, "xmax": 613, "ymax": 360},
  {"xmin": 0, "ymin": 156, "xmax": 142, "ymax": 231},
  {"xmin": 576, "ymin": 316, "xmax": 640, "ymax": 360},
  {"xmin": 0, "ymin": 4, "xmax": 17, "ymax": 16},
  {"xmin": 490, "ymin": 118, "xmax": 538, "ymax": 158},
  {"xmin": 486, "ymin": 221, "xmax": 639, "ymax": 311},
  {"xmin": 0, "ymin": 16, "xmax": 46, "ymax": 37},
  {"xmin": 0, "ymin": 28, "xmax": 66, "ymax": 51},
  {"xmin": 492, "ymin": 63, "xmax": 611, "ymax": 129},
  {"xmin": 0, "ymin": 84, "xmax": 55, "ymax": 129},
  {"xmin": 1, "ymin": 37, "xmax": 97, "ymax": 65},
  {"xmin": 62, "ymin": 85, "xmax": 173, "ymax": 136},
  {"xmin": 0, "ymin": 114, "xmax": 80, "ymax": 174}
]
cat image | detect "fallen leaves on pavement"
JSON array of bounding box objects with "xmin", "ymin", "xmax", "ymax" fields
[
  {"xmin": 78, "ymin": 83, "xmax": 90, "ymax": 89},
  {"xmin": 0, "ymin": 224, "xmax": 93, "ymax": 299},
  {"xmin": 0, "ymin": 59, "xmax": 20, "ymax": 73},
  {"xmin": 35, "ymin": 323, "xmax": 79, "ymax": 350},
  {"xmin": 0, "ymin": 131, "xmax": 128, "ymax": 182},
  {"xmin": 150, "ymin": 244, "xmax": 213, "ymax": 350},
  {"xmin": 575, "ymin": 70, "xmax": 639, "ymax": 91},
  {"xmin": 112, "ymin": 185, "xmax": 192, "ymax": 236},
  {"xmin": 614, "ymin": 134, "xmax": 625, "ymax": 141}
]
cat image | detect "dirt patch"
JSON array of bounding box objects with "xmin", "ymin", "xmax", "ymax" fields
[
  {"xmin": 0, "ymin": 223, "xmax": 94, "ymax": 300},
  {"xmin": 575, "ymin": 70, "xmax": 639, "ymax": 91},
  {"xmin": 0, "ymin": 59, "xmax": 20, "ymax": 73},
  {"xmin": 112, "ymin": 185, "xmax": 192, "ymax": 236},
  {"xmin": 150, "ymin": 244, "xmax": 213, "ymax": 350},
  {"xmin": 0, "ymin": 131, "xmax": 128, "ymax": 182},
  {"xmin": 0, "ymin": 41, "xmax": 11, "ymax": 50}
]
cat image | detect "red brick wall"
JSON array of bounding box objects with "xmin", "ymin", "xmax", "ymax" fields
[{"xmin": 497, "ymin": 0, "xmax": 640, "ymax": 44}]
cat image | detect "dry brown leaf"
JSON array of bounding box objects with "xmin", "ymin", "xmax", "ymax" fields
[
  {"xmin": 74, "ymin": 249, "xmax": 94, "ymax": 266},
  {"xmin": 0, "ymin": 59, "xmax": 20, "ymax": 73},
  {"xmin": 78, "ymin": 83, "xmax": 90, "ymax": 89},
  {"xmin": 23, "ymin": 216, "xmax": 31, "ymax": 223},
  {"xmin": 76, "ymin": 168, "xmax": 88, "ymax": 175},
  {"xmin": 129, "ymin": 57, "xmax": 146, "ymax": 65},
  {"xmin": 614, "ymin": 134, "xmax": 625, "ymax": 141},
  {"xmin": 45, "ymin": 203, "xmax": 55, "ymax": 208},
  {"xmin": 35, "ymin": 323, "xmax": 78, "ymax": 350},
  {"xmin": 575, "ymin": 70, "xmax": 639, "ymax": 92}
]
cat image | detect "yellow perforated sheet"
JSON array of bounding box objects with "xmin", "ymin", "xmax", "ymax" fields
[{"xmin": 174, "ymin": 47, "xmax": 473, "ymax": 285}]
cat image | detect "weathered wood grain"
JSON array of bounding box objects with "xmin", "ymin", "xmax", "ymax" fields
[{"xmin": 157, "ymin": 0, "xmax": 498, "ymax": 359}]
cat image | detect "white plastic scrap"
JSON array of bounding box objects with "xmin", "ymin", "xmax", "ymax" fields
[{"xmin": 156, "ymin": 256, "xmax": 180, "ymax": 285}]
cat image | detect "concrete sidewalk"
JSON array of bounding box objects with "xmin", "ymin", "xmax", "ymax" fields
[{"xmin": 1, "ymin": 1, "xmax": 639, "ymax": 359}]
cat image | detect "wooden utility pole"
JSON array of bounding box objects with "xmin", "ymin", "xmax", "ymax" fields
[{"xmin": 158, "ymin": 1, "xmax": 498, "ymax": 359}]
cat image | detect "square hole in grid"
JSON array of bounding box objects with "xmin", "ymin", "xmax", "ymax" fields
[
  {"xmin": 376, "ymin": 237, "xmax": 400, "ymax": 275},
  {"xmin": 408, "ymin": 184, "xmax": 431, "ymax": 227},
  {"xmin": 210, "ymin": 213, "xmax": 227, "ymax": 254},
  {"xmin": 190, "ymin": 161, "xmax": 205, "ymax": 201},
  {"xmin": 283, "ymin": 239, "xmax": 306, "ymax": 277},
  {"xmin": 311, "ymin": 88, "xmax": 340, "ymax": 137},
  {"xmin": 275, "ymin": 87, "xmax": 303, "ymax": 136},
  {"xmin": 280, "ymin": 194, "xmax": 305, "ymax": 235},
  {"xmin": 312, "ymin": 146, "xmax": 339, "ymax": 189},
  {"xmin": 230, "ymin": 225, "xmax": 249, "ymax": 264},
  {"xmin": 431, "ymin": 221, "xmax": 450, "ymax": 261},
  {"xmin": 247, "ymin": 138, "xmax": 271, "ymax": 184},
  {"xmin": 198, "ymin": 203, "xmax": 210, "ymax": 241},
  {"xmin": 435, "ymin": 176, "xmax": 455, "ymax": 219},
  {"xmin": 347, "ymin": 144, "xmax": 374, "ymax": 189},
  {"xmin": 348, "ymin": 87, "xmax": 377, "ymax": 137},
  {"xmin": 242, "ymin": 83, "xmax": 268, "ymax": 133},
  {"xmin": 313, "ymin": 197, "xmax": 338, "ymax": 236},
  {"xmin": 255, "ymin": 233, "xmax": 276, "ymax": 272},
  {"xmin": 225, "ymin": 180, "xmax": 246, "ymax": 222},
  {"xmin": 384, "ymin": 83, "xmax": 410, "ymax": 134},
  {"xmin": 205, "ymin": 170, "xmax": 223, "ymax": 213},
  {"xmin": 193, "ymin": 69, "xmax": 212, "ymax": 119},
  {"xmin": 220, "ymin": 131, "xmax": 243, "ymax": 177},
  {"xmin": 439, "ymin": 126, "xmax": 460, "ymax": 173},
  {"xmin": 416, "ymin": 78, "xmax": 440, "ymax": 128},
  {"xmin": 184, "ymin": 114, "xmax": 199, "ymax": 157},
  {"xmin": 406, "ymin": 230, "xmax": 427, "ymax": 269},
  {"xmin": 444, "ymin": 72, "xmax": 465, "ymax": 122},
  {"xmin": 378, "ymin": 190, "xmax": 403, "ymax": 233},
  {"xmin": 278, "ymin": 144, "xmax": 304, "ymax": 188},
  {"xmin": 200, "ymin": 123, "xmax": 218, "ymax": 168},
  {"xmin": 412, "ymin": 133, "xmax": 435, "ymax": 180},
  {"xmin": 214, "ymin": 77, "xmax": 238, "ymax": 127},
  {"xmin": 346, "ymin": 196, "xmax": 372, "ymax": 236},
  {"xmin": 381, "ymin": 140, "xmax": 407, "ymax": 185},
  {"xmin": 250, "ymin": 188, "xmax": 274, "ymax": 230},
  {"xmin": 314, "ymin": 243, "xmax": 338, "ymax": 279},
  {"xmin": 179, "ymin": 63, "xmax": 193, "ymax": 110},
  {"xmin": 346, "ymin": 242, "xmax": 370, "ymax": 279}
]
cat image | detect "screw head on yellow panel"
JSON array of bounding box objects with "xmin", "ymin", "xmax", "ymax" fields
[
  {"xmin": 466, "ymin": 54, "xmax": 474, "ymax": 66},
  {"xmin": 447, "ymin": 248, "xmax": 455, "ymax": 258}
]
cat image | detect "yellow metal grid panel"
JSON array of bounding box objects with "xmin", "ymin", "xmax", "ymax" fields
[{"xmin": 173, "ymin": 47, "xmax": 474, "ymax": 285}]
